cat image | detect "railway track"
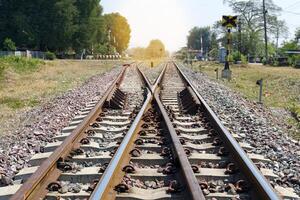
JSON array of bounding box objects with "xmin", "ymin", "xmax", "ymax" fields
[
  {"xmin": 0, "ymin": 64, "xmax": 147, "ymax": 199},
  {"xmin": 0, "ymin": 62, "xmax": 299, "ymax": 200}
]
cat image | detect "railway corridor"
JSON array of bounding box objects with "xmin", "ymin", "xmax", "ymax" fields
[{"xmin": 0, "ymin": 62, "xmax": 298, "ymax": 200}]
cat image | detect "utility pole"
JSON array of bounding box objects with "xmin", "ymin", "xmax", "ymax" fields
[
  {"xmin": 200, "ymin": 34, "xmax": 203, "ymax": 61},
  {"xmin": 276, "ymin": 26, "xmax": 279, "ymax": 55},
  {"xmin": 263, "ymin": 0, "xmax": 268, "ymax": 62},
  {"xmin": 238, "ymin": 19, "xmax": 242, "ymax": 62}
]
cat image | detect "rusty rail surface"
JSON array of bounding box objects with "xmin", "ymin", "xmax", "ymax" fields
[
  {"xmin": 89, "ymin": 89, "xmax": 152, "ymax": 200},
  {"xmin": 153, "ymin": 89, "xmax": 206, "ymax": 200},
  {"xmin": 89, "ymin": 63, "xmax": 205, "ymax": 200},
  {"xmin": 174, "ymin": 62, "xmax": 280, "ymax": 200},
  {"xmin": 89, "ymin": 64, "xmax": 155, "ymax": 200},
  {"xmin": 10, "ymin": 65, "xmax": 128, "ymax": 200},
  {"xmin": 10, "ymin": 61, "xmax": 281, "ymax": 200}
]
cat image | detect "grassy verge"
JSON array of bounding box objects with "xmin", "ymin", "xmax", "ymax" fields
[
  {"xmin": 0, "ymin": 56, "xmax": 44, "ymax": 80},
  {"xmin": 0, "ymin": 58, "xmax": 121, "ymax": 134},
  {"xmin": 189, "ymin": 61, "xmax": 300, "ymax": 138}
]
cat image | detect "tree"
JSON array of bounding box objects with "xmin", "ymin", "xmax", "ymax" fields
[
  {"xmin": 0, "ymin": 0, "xmax": 113, "ymax": 54},
  {"xmin": 0, "ymin": 0, "xmax": 78, "ymax": 51},
  {"xmin": 279, "ymin": 40, "xmax": 300, "ymax": 66},
  {"xmin": 187, "ymin": 27, "xmax": 200, "ymax": 50},
  {"xmin": 267, "ymin": 17, "xmax": 288, "ymax": 50},
  {"xmin": 3, "ymin": 38, "xmax": 16, "ymax": 51},
  {"xmin": 295, "ymin": 27, "xmax": 300, "ymax": 43},
  {"xmin": 280, "ymin": 41, "xmax": 298, "ymax": 53},
  {"xmin": 72, "ymin": 0, "xmax": 105, "ymax": 53},
  {"xmin": 146, "ymin": 40, "xmax": 166, "ymax": 58},
  {"xmin": 104, "ymin": 13, "xmax": 131, "ymax": 54},
  {"xmin": 210, "ymin": 32, "xmax": 218, "ymax": 50},
  {"xmin": 41, "ymin": 0, "xmax": 78, "ymax": 52},
  {"xmin": 127, "ymin": 47, "xmax": 147, "ymax": 59},
  {"xmin": 223, "ymin": 0, "xmax": 283, "ymax": 57},
  {"xmin": 187, "ymin": 27, "xmax": 211, "ymax": 54}
]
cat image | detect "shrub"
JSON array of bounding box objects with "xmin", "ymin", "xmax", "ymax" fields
[
  {"xmin": 3, "ymin": 38, "xmax": 16, "ymax": 51},
  {"xmin": 241, "ymin": 54, "xmax": 248, "ymax": 64},
  {"xmin": 228, "ymin": 54, "xmax": 234, "ymax": 62},
  {"xmin": 262, "ymin": 58, "xmax": 267, "ymax": 65},
  {"xmin": 287, "ymin": 55, "xmax": 300, "ymax": 68},
  {"xmin": 45, "ymin": 51, "xmax": 56, "ymax": 60},
  {"xmin": 0, "ymin": 64, "xmax": 5, "ymax": 79},
  {"xmin": 273, "ymin": 60, "xmax": 279, "ymax": 66},
  {"xmin": 232, "ymin": 51, "xmax": 240, "ymax": 62},
  {"xmin": 231, "ymin": 51, "xmax": 248, "ymax": 64}
]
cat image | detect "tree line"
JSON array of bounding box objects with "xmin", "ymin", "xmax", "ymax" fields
[
  {"xmin": 128, "ymin": 39, "xmax": 167, "ymax": 59},
  {"xmin": 0, "ymin": 0, "xmax": 131, "ymax": 55},
  {"xmin": 182, "ymin": 0, "xmax": 300, "ymax": 66}
]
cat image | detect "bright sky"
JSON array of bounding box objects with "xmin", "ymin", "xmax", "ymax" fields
[{"xmin": 101, "ymin": 0, "xmax": 300, "ymax": 52}]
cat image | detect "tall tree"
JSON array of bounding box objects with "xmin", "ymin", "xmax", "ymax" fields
[
  {"xmin": 187, "ymin": 26, "xmax": 211, "ymax": 55},
  {"xmin": 146, "ymin": 39, "xmax": 165, "ymax": 58},
  {"xmin": 0, "ymin": 0, "xmax": 110, "ymax": 53},
  {"xmin": 72, "ymin": 0, "xmax": 104, "ymax": 53},
  {"xmin": 223, "ymin": 0, "xmax": 284, "ymax": 57},
  {"xmin": 210, "ymin": 32, "xmax": 218, "ymax": 50},
  {"xmin": 41, "ymin": 0, "xmax": 78, "ymax": 51},
  {"xmin": 295, "ymin": 27, "xmax": 300, "ymax": 43},
  {"xmin": 104, "ymin": 13, "xmax": 131, "ymax": 54},
  {"xmin": 187, "ymin": 27, "xmax": 200, "ymax": 49},
  {"xmin": 0, "ymin": 0, "xmax": 78, "ymax": 51},
  {"xmin": 268, "ymin": 18, "xmax": 288, "ymax": 50}
]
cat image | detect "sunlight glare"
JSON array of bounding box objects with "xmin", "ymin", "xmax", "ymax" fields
[{"xmin": 117, "ymin": 0, "xmax": 189, "ymax": 52}]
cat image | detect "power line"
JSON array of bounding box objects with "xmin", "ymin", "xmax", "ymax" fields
[
  {"xmin": 284, "ymin": 1, "xmax": 300, "ymax": 9},
  {"xmin": 263, "ymin": 0, "xmax": 268, "ymax": 61},
  {"xmin": 282, "ymin": 10, "xmax": 300, "ymax": 15}
]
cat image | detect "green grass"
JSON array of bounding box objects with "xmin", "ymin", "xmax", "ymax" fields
[
  {"xmin": 189, "ymin": 61, "xmax": 300, "ymax": 138},
  {"xmin": 0, "ymin": 59, "xmax": 121, "ymax": 135},
  {"xmin": 0, "ymin": 96, "xmax": 40, "ymax": 109},
  {"xmin": 0, "ymin": 56, "xmax": 44, "ymax": 75},
  {"xmin": 0, "ymin": 65, "xmax": 4, "ymax": 80}
]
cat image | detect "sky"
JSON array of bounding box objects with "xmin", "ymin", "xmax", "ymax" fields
[{"xmin": 101, "ymin": 0, "xmax": 300, "ymax": 52}]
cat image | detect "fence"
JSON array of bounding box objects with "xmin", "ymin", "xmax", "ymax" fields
[{"xmin": 0, "ymin": 50, "xmax": 45, "ymax": 59}]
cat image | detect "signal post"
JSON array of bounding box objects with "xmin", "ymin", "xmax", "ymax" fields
[{"xmin": 221, "ymin": 15, "xmax": 237, "ymax": 80}]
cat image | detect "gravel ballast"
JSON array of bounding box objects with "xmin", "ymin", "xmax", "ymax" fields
[
  {"xmin": 180, "ymin": 64, "xmax": 300, "ymax": 195},
  {"xmin": 0, "ymin": 66, "xmax": 121, "ymax": 186}
]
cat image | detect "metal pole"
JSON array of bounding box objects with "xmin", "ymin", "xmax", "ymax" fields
[
  {"xmin": 257, "ymin": 79, "xmax": 263, "ymax": 103},
  {"xmin": 224, "ymin": 28, "xmax": 231, "ymax": 70},
  {"xmin": 215, "ymin": 68, "xmax": 219, "ymax": 80},
  {"xmin": 200, "ymin": 34, "xmax": 203, "ymax": 61},
  {"xmin": 259, "ymin": 80, "xmax": 263, "ymax": 103},
  {"xmin": 238, "ymin": 19, "xmax": 242, "ymax": 61},
  {"xmin": 263, "ymin": 0, "xmax": 268, "ymax": 62}
]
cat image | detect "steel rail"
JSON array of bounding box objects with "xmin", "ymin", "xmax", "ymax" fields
[
  {"xmin": 89, "ymin": 64, "xmax": 156, "ymax": 199},
  {"xmin": 174, "ymin": 62, "xmax": 281, "ymax": 200},
  {"xmin": 90, "ymin": 63, "xmax": 205, "ymax": 200},
  {"xmin": 89, "ymin": 89, "xmax": 152, "ymax": 200},
  {"xmin": 153, "ymin": 89, "xmax": 206, "ymax": 200},
  {"xmin": 151, "ymin": 62, "xmax": 167, "ymax": 93},
  {"xmin": 11, "ymin": 65, "xmax": 128, "ymax": 200},
  {"xmin": 136, "ymin": 62, "xmax": 166, "ymax": 93},
  {"xmin": 136, "ymin": 63, "xmax": 152, "ymax": 92}
]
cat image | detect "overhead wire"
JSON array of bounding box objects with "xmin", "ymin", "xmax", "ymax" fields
[
  {"xmin": 282, "ymin": 10, "xmax": 300, "ymax": 15},
  {"xmin": 282, "ymin": 0, "xmax": 300, "ymax": 15},
  {"xmin": 284, "ymin": 0, "xmax": 300, "ymax": 9}
]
